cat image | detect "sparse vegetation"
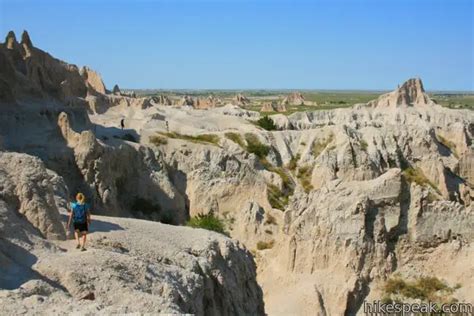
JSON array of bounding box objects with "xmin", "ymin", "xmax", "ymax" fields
[
  {"xmin": 149, "ymin": 135, "xmax": 168, "ymax": 146},
  {"xmin": 256, "ymin": 240, "xmax": 275, "ymax": 250},
  {"xmin": 158, "ymin": 132, "xmax": 220, "ymax": 145},
  {"xmin": 436, "ymin": 134, "xmax": 458, "ymax": 158},
  {"xmin": 186, "ymin": 213, "xmax": 227, "ymax": 235},
  {"xmin": 382, "ymin": 275, "xmax": 459, "ymax": 304},
  {"xmin": 245, "ymin": 133, "xmax": 270, "ymax": 158},
  {"xmin": 256, "ymin": 116, "xmax": 277, "ymax": 131},
  {"xmin": 297, "ymin": 165, "xmax": 314, "ymax": 193},
  {"xmin": 287, "ymin": 154, "xmax": 300, "ymax": 171},
  {"xmin": 430, "ymin": 93, "xmax": 474, "ymax": 110},
  {"xmin": 225, "ymin": 132, "xmax": 245, "ymax": 148},
  {"xmin": 403, "ymin": 167, "xmax": 440, "ymax": 193},
  {"xmin": 312, "ymin": 134, "xmax": 335, "ymax": 157}
]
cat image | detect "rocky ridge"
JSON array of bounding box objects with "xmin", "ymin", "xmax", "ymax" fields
[{"xmin": 0, "ymin": 31, "xmax": 473, "ymax": 315}]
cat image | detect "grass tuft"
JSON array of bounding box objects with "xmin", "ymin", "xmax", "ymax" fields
[
  {"xmin": 158, "ymin": 132, "xmax": 220, "ymax": 145},
  {"xmin": 256, "ymin": 116, "xmax": 277, "ymax": 131},
  {"xmin": 149, "ymin": 135, "xmax": 168, "ymax": 146},
  {"xmin": 225, "ymin": 132, "xmax": 245, "ymax": 148},
  {"xmin": 403, "ymin": 167, "xmax": 440, "ymax": 193},
  {"xmin": 187, "ymin": 213, "xmax": 227, "ymax": 235},
  {"xmin": 436, "ymin": 134, "xmax": 458, "ymax": 158},
  {"xmin": 256, "ymin": 240, "xmax": 275, "ymax": 250}
]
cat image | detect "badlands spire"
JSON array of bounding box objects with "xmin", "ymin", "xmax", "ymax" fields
[
  {"xmin": 368, "ymin": 77, "xmax": 432, "ymax": 107},
  {"xmin": 5, "ymin": 31, "xmax": 17, "ymax": 49}
]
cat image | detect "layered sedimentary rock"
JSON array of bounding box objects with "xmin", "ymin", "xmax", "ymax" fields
[
  {"xmin": 261, "ymin": 101, "xmax": 287, "ymax": 112},
  {"xmin": 367, "ymin": 78, "xmax": 431, "ymax": 108},
  {"xmin": 234, "ymin": 93, "xmax": 250, "ymax": 106},
  {"xmin": 281, "ymin": 91, "xmax": 305, "ymax": 106},
  {"xmin": 81, "ymin": 66, "xmax": 106, "ymax": 95},
  {"xmin": 152, "ymin": 94, "xmax": 172, "ymax": 105},
  {"xmin": 0, "ymin": 152, "xmax": 264, "ymax": 315},
  {"xmin": 1, "ymin": 30, "xmax": 473, "ymax": 315}
]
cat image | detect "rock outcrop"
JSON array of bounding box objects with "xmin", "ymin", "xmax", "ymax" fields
[
  {"xmin": 281, "ymin": 91, "xmax": 305, "ymax": 106},
  {"xmin": 233, "ymin": 93, "xmax": 250, "ymax": 106},
  {"xmin": 176, "ymin": 95, "xmax": 195, "ymax": 107},
  {"xmin": 112, "ymin": 84, "xmax": 121, "ymax": 95},
  {"xmin": 261, "ymin": 101, "xmax": 287, "ymax": 112},
  {"xmin": 81, "ymin": 66, "xmax": 106, "ymax": 95},
  {"xmin": 367, "ymin": 78, "xmax": 432, "ymax": 108},
  {"xmin": 152, "ymin": 94, "xmax": 172, "ymax": 105},
  {"xmin": 1, "ymin": 30, "xmax": 473, "ymax": 315},
  {"xmin": 0, "ymin": 152, "xmax": 264, "ymax": 315}
]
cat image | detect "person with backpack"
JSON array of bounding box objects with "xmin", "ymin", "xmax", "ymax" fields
[{"xmin": 67, "ymin": 193, "xmax": 92, "ymax": 251}]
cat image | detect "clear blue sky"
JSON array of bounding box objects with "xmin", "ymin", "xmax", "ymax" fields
[{"xmin": 1, "ymin": 0, "xmax": 472, "ymax": 91}]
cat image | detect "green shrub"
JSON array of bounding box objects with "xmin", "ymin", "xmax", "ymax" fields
[
  {"xmin": 256, "ymin": 240, "xmax": 275, "ymax": 250},
  {"xmin": 383, "ymin": 276, "xmax": 458, "ymax": 303},
  {"xmin": 149, "ymin": 135, "xmax": 168, "ymax": 146},
  {"xmin": 245, "ymin": 133, "xmax": 270, "ymax": 158},
  {"xmin": 225, "ymin": 132, "xmax": 245, "ymax": 148},
  {"xmin": 187, "ymin": 213, "xmax": 227, "ymax": 235},
  {"xmin": 257, "ymin": 116, "xmax": 277, "ymax": 131}
]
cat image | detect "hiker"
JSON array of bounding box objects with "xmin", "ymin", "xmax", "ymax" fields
[
  {"xmin": 165, "ymin": 120, "xmax": 169, "ymax": 132},
  {"xmin": 67, "ymin": 193, "xmax": 92, "ymax": 251},
  {"xmin": 120, "ymin": 118, "xmax": 125, "ymax": 130}
]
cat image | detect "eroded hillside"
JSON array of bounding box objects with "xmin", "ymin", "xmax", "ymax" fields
[{"xmin": 0, "ymin": 31, "xmax": 473, "ymax": 315}]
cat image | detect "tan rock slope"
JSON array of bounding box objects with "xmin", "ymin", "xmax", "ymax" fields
[{"xmin": 0, "ymin": 153, "xmax": 264, "ymax": 315}]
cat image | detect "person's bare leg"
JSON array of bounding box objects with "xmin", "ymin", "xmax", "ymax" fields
[
  {"xmin": 81, "ymin": 232, "xmax": 87, "ymax": 250},
  {"xmin": 74, "ymin": 230, "xmax": 81, "ymax": 248}
]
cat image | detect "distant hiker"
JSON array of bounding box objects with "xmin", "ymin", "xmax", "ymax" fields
[
  {"xmin": 120, "ymin": 118, "xmax": 125, "ymax": 130},
  {"xmin": 67, "ymin": 193, "xmax": 92, "ymax": 251},
  {"xmin": 165, "ymin": 120, "xmax": 169, "ymax": 132}
]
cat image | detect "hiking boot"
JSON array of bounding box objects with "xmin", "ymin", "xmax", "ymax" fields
[
  {"xmin": 81, "ymin": 247, "xmax": 87, "ymax": 252},
  {"xmin": 76, "ymin": 244, "xmax": 81, "ymax": 249}
]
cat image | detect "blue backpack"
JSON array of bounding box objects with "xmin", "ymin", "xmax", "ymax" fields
[{"xmin": 71, "ymin": 202, "xmax": 89, "ymax": 223}]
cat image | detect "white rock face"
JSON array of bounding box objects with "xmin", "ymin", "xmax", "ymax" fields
[
  {"xmin": 0, "ymin": 152, "xmax": 66, "ymax": 239},
  {"xmin": 0, "ymin": 152, "xmax": 265, "ymax": 315},
  {"xmin": 1, "ymin": 31, "xmax": 473, "ymax": 315}
]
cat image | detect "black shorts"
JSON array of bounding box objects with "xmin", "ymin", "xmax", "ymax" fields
[{"xmin": 73, "ymin": 222, "xmax": 88, "ymax": 232}]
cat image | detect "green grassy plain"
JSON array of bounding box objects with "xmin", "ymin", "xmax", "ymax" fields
[{"xmin": 135, "ymin": 89, "xmax": 474, "ymax": 113}]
